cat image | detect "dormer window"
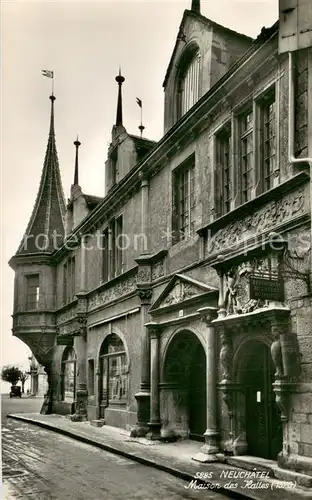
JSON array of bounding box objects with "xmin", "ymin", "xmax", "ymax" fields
[{"xmin": 177, "ymin": 46, "xmax": 201, "ymax": 119}]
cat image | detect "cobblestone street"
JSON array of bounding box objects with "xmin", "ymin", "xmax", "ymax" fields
[{"xmin": 2, "ymin": 396, "xmax": 227, "ymax": 500}]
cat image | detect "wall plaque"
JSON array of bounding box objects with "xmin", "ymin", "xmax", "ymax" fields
[{"xmin": 249, "ymin": 274, "xmax": 285, "ymax": 302}]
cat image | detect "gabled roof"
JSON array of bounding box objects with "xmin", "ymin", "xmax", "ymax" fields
[
  {"xmin": 15, "ymin": 96, "xmax": 66, "ymax": 255},
  {"xmin": 163, "ymin": 9, "xmax": 253, "ymax": 88},
  {"xmin": 84, "ymin": 194, "xmax": 104, "ymax": 210},
  {"xmin": 150, "ymin": 273, "xmax": 218, "ymax": 312},
  {"xmin": 129, "ymin": 134, "xmax": 157, "ymax": 161}
]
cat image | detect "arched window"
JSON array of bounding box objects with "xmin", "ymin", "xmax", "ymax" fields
[
  {"xmin": 177, "ymin": 46, "xmax": 201, "ymax": 118},
  {"xmin": 61, "ymin": 347, "xmax": 76, "ymax": 401},
  {"xmin": 99, "ymin": 334, "xmax": 128, "ymax": 410}
]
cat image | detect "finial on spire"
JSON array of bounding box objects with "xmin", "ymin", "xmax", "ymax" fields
[
  {"xmin": 191, "ymin": 0, "xmax": 200, "ymax": 13},
  {"xmin": 48, "ymin": 94, "xmax": 56, "ymax": 137},
  {"xmin": 73, "ymin": 135, "xmax": 81, "ymax": 186},
  {"xmin": 115, "ymin": 68, "xmax": 125, "ymax": 126}
]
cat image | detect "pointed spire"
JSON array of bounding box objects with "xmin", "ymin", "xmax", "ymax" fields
[
  {"xmin": 115, "ymin": 68, "xmax": 125, "ymax": 126},
  {"xmin": 73, "ymin": 135, "xmax": 81, "ymax": 186},
  {"xmin": 15, "ymin": 94, "xmax": 66, "ymax": 255},
  {"xmin": 191, "ymin": 0, "xmax": 200, "ymax": 13}
]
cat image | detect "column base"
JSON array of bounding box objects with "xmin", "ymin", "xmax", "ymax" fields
[
  {"xmin": 40, "ymin": 398, "xmax": 52, "ymax": 415},
  {"xmin": 146, "ymin": 422, "xmax": 162, "ymax": 441},
  {"xmin": 192, "ymin": 452, "xmax": 219, "ymax": 463},
  {"xmin": 70, "ymin": 389, "xmax": 88, "ymax": 422},
  {"xmin": 192, "ymin": 429, "xmax": 220, "ymax": 462},
  {"xmin": 131, "ymin": 390, "xmax": 150, "ymax": 437}
]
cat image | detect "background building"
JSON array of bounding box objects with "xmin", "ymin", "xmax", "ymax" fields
[
  {"xmin": 29, "ymin": 354, "xmax": 48, "ymax": 396},
  {"xmin": 9, "ymin": 0, "xmax": 312, "ymax": 484}
]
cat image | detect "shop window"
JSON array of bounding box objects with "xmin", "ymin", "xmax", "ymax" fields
[
  {"xmin": 99, "ymin": 334, "xmax": 128, "ymax": 407},
  {"xmin": 61, "ymin": 347, "xmax": 76, "ymax": 401}
]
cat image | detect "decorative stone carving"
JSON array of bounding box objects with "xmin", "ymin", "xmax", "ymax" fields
[
  {"xmin": 151, "ymin": 261, "xmax": 165, "ymax": 281},
  {"xmin": 137, "ymin": 288, "xmax": 153, "ymax": 303},
  {"xmin": 219, "ymin": 328, "xmax": 233, "ymax": 383},
  {"xmin": 222, "ymin": 257, "xmax": 282, "ymax": 316},
  {"xmin": 57, "ymin": 307, "xmax": 76, "ymax": 325},
  {"xmin": 271, "ymin": 338, "xmax": 284, "ymax": 380},
  {"xmin": 88, "ymin": 276, "xmax": 137, "ymax": 310},
  {"xmin": 161, "ymin": 282, "xmax": 200, "ymax": 307},
  {"xmin": 137, "ymin": 267, "xmax": 151, "ymax": 284},
  {"xmin": 208, "ymin": 189, "xmax": 305, "ymax": 254},
  {"xmin": 58, "ymin": 321, "xmax": 78, "ymax": 336},
  {"xmin": 77, "ymin": 313, "xmax": 87, "ymax": 339}
]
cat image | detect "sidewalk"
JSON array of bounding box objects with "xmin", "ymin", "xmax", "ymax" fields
[{"xmin": 7, "ymin": 413, "xmax": 312, "ymax": 500}]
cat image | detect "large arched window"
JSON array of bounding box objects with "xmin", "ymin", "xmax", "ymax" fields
[
  {"xmin": 177, "ymin": 46, "xmax": 201, "ymax": 118},
  {"xmin": 61, "ymin": 347, "xmax": 76, "ymax": 401},
  {"xmin": 99, "ymin": 334, "xmax": 128, "ymax": 410}
]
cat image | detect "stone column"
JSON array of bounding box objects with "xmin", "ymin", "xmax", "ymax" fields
[
  {"xmin": 131, "ymin": 288, "xmax": 153, "ymax": 437},
  {"xmin": 140, "ymin": 174, "xmax": 149, "ymax": 254},
  {"xmin": 147, "ymin": 324, "xmax": 162, "ymax": 440},
  {"xmin": 193, "ymin": 307, "xmax": 220, "ymax": 462},
  {"xmin": 71, "ymin": 315, "xmax": 88, "ymax": 421},
  {"xmin": 216, "ymin": 270, "xmax": 226, "ymax": 318},
  {"xmin": 40, "ymin": 360, "xmax": 58, "ymax": 414}
]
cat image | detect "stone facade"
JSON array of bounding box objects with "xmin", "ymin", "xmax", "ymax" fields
[{"xmin": 9, "ymin": 1, "xmax": 312, "ymax": 481}]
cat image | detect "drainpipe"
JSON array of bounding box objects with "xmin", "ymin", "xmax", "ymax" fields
[{"xmin": 288, "ymin": 51, "xmax": 312, "ymax": 276}]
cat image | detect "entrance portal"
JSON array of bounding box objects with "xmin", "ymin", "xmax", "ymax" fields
[
  {"xmin": 240, "ymin": 341, "xmax": 282, "ymax": 459},
  {"xmin": 163, "ymin": 330, "xmax": 206, "ymax": 441}
]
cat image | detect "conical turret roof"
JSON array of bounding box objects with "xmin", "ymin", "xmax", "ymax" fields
[{"xmin": 16, "ymin": 95, "xmax": 66, "ymax": 255}]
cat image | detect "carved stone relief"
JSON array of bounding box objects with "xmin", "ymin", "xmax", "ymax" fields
[
  {"xmin": 57, "ymin": 307, "xmax": 76, "ymax": 325},
  {"xmin": 161, "ymin": 281, "xmax": 201, "ymax": 307},
  {"xmin": 137, "ymin": 267, "xmax": 151, "ymax": 283},
  {"xmin": 88, "ymin": 276, "xmax": 137, "ymax": 310},
  {"xmin": 151, "ymin": 261, "xmax": 165, "ymax": 281},
  {"xmin": 208, "ymin": 189, "xmax": 305, "ymax": 255},
  {"xmin": 223, "ymin": 258, "xmax": 275, "ymax": 316}
]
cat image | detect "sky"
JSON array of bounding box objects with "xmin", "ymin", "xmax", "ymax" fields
[{"xmin": 0, "ymin": 0, "xmax": 278, "ymax": 374}]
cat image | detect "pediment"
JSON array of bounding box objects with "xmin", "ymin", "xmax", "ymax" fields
[{"xmin": 150, "ymin": 273, "xmax": 218, "ymax": 313}]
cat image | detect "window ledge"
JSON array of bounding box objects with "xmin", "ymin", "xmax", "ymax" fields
[{"xmin": 197, "ymin": 171, "xmax": 309, "ymax": 237}]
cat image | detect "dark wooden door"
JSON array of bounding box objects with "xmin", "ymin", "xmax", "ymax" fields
[
  {"xmin": 244, "ymin": 343, "xmax": 282, "ymax": 459},
  {"xmin": 189, "ymin": 342, "xmax": 206, "ymax": 441}
]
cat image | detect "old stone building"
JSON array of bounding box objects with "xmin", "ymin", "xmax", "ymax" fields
[
  {"xmin": 9, "ymin": 0, "xmax": 312, "ymax": 483},
  {"xmin": 28, "ymin": 354, "xmax": 48, "ymax": 397}
]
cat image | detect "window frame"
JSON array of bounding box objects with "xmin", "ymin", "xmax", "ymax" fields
[
  {"xmin": 215, "ymin": 122, "xmax": 232, "ymax": 216},
  {"xmin": 61, "ymin": 347, "xmax": 76, "ymax": 402},
  {"xmin": 257, "ymin": 85, "xmax": 277, "ymax": 194},
  {"xmin": 25, "ymin": 274, "xmax": 40, "ymax": 311},
  {"xmin": 172, "ymin": 154, "xmax": 196, "ymax": 244},
  {"xmin": 239, "ymin": 106, "xmax": 254, "ymax": 205},
  {"xmin": 176, "ymin": 44, "xmax": 201, "ymax": 120},
  {"xmin": 62, "ymin": 255, "xmax": 76, "ymax": 305},
  {"xmin": 99, "ymin": 334, "xmax": 128, "ymax": 407}
]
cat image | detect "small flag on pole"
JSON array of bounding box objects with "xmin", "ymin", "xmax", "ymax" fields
[
  {"xmin": 136, "ymin": 97, "xmax": 142, "ymax": 108},
  {"xmin": 42, "ymin": 70, "xmax": 54, "ymax": 78}
]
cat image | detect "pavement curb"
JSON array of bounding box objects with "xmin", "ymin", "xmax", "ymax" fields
[{"xmin": 7, "ymin": 414, "xmax": 253, "ymax": 500}]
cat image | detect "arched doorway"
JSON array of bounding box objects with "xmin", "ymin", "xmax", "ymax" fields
[
  {"xmin": 99, "ymin": 334, "xmax": 128, "ymax": 419},
  {"xmin": 238, "ymin": 340, "xmax": 283, "ymax": 459},
  {"xmin": 163, "ymin": 330, "xmax": 206, "ymax": 440}
]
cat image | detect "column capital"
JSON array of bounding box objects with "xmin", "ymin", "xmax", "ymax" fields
[
  {"xmin": 138, "ymin": 171, "xmax": 149, "ymax": 185},
  {"xmin": 137, "ymin": 287, "xmax": 153, "ymax": 304},
  {"xmin": 76, "ymin": 312, "xmax": 87, "ymax": 340},
  {"xmin": 146, "ymin": 322, "xmax": 162, "ymax": 338},
  {"xmin": 197, "ymin": 306, "xmax": 218, "ymax": 325}
]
